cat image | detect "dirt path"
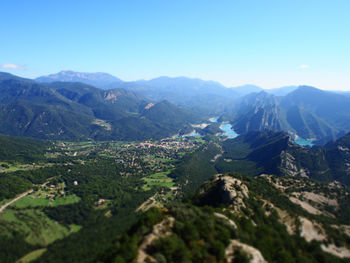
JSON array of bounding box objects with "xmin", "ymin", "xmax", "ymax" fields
[
  {"xmin": 0, "ymin": 179, "xmax": 52, "ymax": 214},
  {"xmin": 0, "ymin": 189, "xmax": 33, "ymax": 213}
]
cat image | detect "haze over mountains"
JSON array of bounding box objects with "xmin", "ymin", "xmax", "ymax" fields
[
  {"xmin": 36, "ymin": 70, "xmax": 297, "ymax": 96},
  {"xmin": 36, "ymin": 70, "xmax": 122, "ymax": 87},
  {"xmin": 0, "ymin": 70, "xmax": 347, "ymax": 144}
]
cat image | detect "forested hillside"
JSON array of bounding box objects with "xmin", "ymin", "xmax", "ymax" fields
[{"xmin": 0, "ymin": 72, "xmax": 198, "ymax": 141}]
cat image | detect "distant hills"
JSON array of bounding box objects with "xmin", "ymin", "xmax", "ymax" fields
[
  {"xmin": 0, "ymin": 72, "xmax": 197, "ymax": 140},
  {"xmin": 36, "ymin": 70, "xmax": 122, "ymax": 87},
  {"xmin": 3, "ymin": 70, "xmax": 350, "ymax": 143},
  {"xmin": 35, "ymin": 71, "xmax": 300, "ymax": 117},
  {"xmin": 229, "ymin": 86, "xmax": 350, "ymax": 144},
  {"xmin": 35, "ymin": 70, "xmax": 298, "ymax": 97}
]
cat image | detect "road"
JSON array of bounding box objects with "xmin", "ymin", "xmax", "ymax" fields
[
  {"xmin": 0, "ymin": 189, "xmax": 34, "ymax": 213},
  {"xmin": 0, "ymin": 178, "xmax": 52, "ymax": 214}
]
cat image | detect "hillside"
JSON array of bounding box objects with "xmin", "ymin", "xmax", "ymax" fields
[
  {"xmin": 228, "ymin": 87, "xmax": 350, "ymax": 144},
  {"xmin": 1, "ymin": 133, "xmax": 350, "ymax": 262},
  {"xmin": 0, "ymin": 72, "xmax": 199, "ymax": 141},
  {"xmin": 215, "ymin": 130, "xmax": 350, "ymax": 186},
  {"xmin": 36, "ymin": 70, "xmax": 122, "ymax": 88},
  {"xmin": 100, "ymin": 173, "xmax": 350, "ymax": 262},
  {"xmin": 0, "ymin": 134, "xmax": 49, "ymax": 163}
]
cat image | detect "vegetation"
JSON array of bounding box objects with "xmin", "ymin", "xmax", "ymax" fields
[
  {"xmin": 0, "ymin": 76, "xmax": 199, "ymax": 141},
  {"xmin": 1, "ymin": 124, "xmax": 350, "ymax": 262},
  {"xmin": 0, "ymin": 134, "xmax": 49, "ymax": 163}
]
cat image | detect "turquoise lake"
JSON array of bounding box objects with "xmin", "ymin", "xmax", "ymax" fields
[
  {"xmin": 182, "ymin": 131, "xmax": 201, "ymax": 137},
  {"xmin": 177, "ymin": 117, "xmax": 239, "ymax": 139},
  {"xmin": 219, "ymin": 123, "xmax": 239, "ymax": 139},
  {"xmin": 294, "ymin": 137, "xmax": 314, "ymax": 147}
]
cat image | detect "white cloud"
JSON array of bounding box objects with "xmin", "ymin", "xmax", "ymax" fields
[
  {"xmin": 1, "ymin": 63, "xmax": 25, "ymax": 70},
  {"xmin": 299, "ymin": 64, "xmax": 310, "ymax": 69}
]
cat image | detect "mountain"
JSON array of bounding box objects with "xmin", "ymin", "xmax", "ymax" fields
[
  {"xmin": 14, "ymin": 71, "xmax": 350, "ymax": 143},
  {"xmin": 36, "ymin": 70, "xmax": 122, "ymax": 88},
  {"xmin": 100, "ymin": 172, "xmax": 350, "ymax": 262},
  {"xmin": 137, "ymin": 76, "xmax": 226, "ymax": 89},
  {"xmin": 104, "ymin": 76, "xmax": 241, "ymax": 116},
  {"xmin": 0, "ymin": 134, "xmax": 49, "ymax": 162},
  {"xmin": 0, "ymin": 74, "xmax": 96, "ymax": 140},
  {"xmin": 0, "ymin": 72, "xmax": 33, "ymax": 82},
  {"xmin": 230, "ymin": 84, "xmax": 263, "ymax": 96},
  {"xmin": 228, "ymin": 86, "xmax": 350, "ymax": 144},
  {"xmin": 215, "ymin": 130, "xmax": 350, "ymax": 185},
  {"xmin": 323, "ymin": 132, "xmax": 350, "ymax": 184},
  {"xmin": 131, "ymin": 76, "xmax": 238, "ymax": 101},
  {"xmin": 265, "ymin": 85, "xmax": 297, "ymax": 96},
  {"xmin": 281, "ymin": 86, "xmax": 350, "ymax": 133},
  {"xmin": 231, "ymin": 91, "xmax": 286, "ymax": 132},
  {"xmin": 0, "ymin": 72, "xmax": 199, "ymax": 140}
]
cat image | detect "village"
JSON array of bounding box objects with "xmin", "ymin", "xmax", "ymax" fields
[{"xmin": 48, "ymin": 137, "xmax": 204, "ymax": 177}]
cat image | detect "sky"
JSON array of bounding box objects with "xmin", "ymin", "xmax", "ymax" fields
[{"xmin": 1, "ymin": 0, "xmax": 350, "ymax": 90}]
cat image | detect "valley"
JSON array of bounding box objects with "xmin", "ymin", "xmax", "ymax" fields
[
  {"xmin": 3, "ymin": 1, "xmax": 350, "ymax": 261},
  {"xmin": 1, "ymin": 72, "xmax": 350, "ymax": 263}
]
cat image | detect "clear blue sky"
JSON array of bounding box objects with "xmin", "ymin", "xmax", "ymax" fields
[{"xmin": 1, "ymin": 0, "xmax": 350, "ymax": 90}]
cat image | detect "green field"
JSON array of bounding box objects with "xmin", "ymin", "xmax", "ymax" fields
[
  {"xmin": 17, "ymin": 248, "xmax": 47, "ymax": 263},
  {"xmin": 10, "ymin": 194, "xmax": 80, "ymax": 209},
  {"xmin": 142, "ymin": 170, "xmax": 175, "ymax": 190},
  {"xmin": 0, "ymin": 209, "xmax": 81, "ymax": 246},
  {"xmin": 0, "ymin": 162, "xmax": 32, "ymax": 173}
]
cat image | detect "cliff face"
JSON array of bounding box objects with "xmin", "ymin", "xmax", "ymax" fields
[
  {"xmin": 232, "ymin": 92, "xmax": 286, "ymax": 134},
  {"xmin": 218, "ymin": 130, "xmax": 350, "ymax": 185},
  {"xmin": 230, "ymin": 89, "xmax": 348, "ymax": 144},
  {"xmin": 277, "ymin": 132, "xmax": 350, "ymax": 185}
]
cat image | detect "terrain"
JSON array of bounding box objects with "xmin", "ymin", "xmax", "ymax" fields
[
  {"xmin": 0, "ymin": 72, "xmax": 198, "ymax": 141},
  {"xmin": 1, "ymin": 129, "xmax": 350, "ymax": 262},
  {"xmin": 4, "ymin": 71, "xmax": 350, "ymax": 145},
  {"xmin": 228, "ymin": 87, "xmax": 350, "ymax": 144},
  {"xmin": 1, "ymin": 71, "xmax": 350, "ymax": 262}
]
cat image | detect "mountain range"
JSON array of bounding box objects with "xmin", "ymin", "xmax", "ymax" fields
[
  {"xmin": 1, "ymin": 70, "xmax": 350, "ymax": 145},
  {"xmin": 35, "ymin": 71, "xmax": 298, "ymax": 115},
  {"xmin": 36, "ymin": 70, "xmax": 122, "ymax": 87},
  {"xmin": 1, "ymin": 75, "xmax": 350, "ymax": 262},
  {"xmin": 0, "ymin": 72, "xmax": 197, "ymax": 140},
  {"xmin": 229, "ymin": 87, "xmax": 350, "ymax": 144}
]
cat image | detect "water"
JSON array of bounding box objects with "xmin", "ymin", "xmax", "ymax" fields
[
  {"xmin": 183, "ymin": 131, "xmax": 200, "ymax": 137},
  {"xmin": 294, "ymin": 137, "xmax": 314, "ymax": 147},
  {"xmin": 220, "ymin": 123, "xmax": 239, "ymax": 139},
  {"xmin": 209, "ymin": 117, "xmax": 239, "ymax": 139},
  {"xmin": 175, "ymin": 130, "xmax": 201, "ymax": 139},
  {"xmin": 176, "ymin": 118, "xmax": 238, "ymax": 139}
]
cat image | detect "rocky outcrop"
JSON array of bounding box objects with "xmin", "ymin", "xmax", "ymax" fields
[
  {"xmin": 212, "ymin": 174, "xmax": 249, "ymax": 211},
  {"xmin": 225, "ymin": 240, "xmax": 267, "ymax": 263},
  {"xmin": 136, "ymin": 217, "xmax": 175, "ymax": 263},
  {"xmin": 279, "ymin": 150, "xmax": 310, "ymax": 177}
]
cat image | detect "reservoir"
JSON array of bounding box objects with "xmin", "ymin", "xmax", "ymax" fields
[
  {"xmin": 182, "ymin": 131, "xmax": 200, "ymax": 137},
  {"xmin": 294, "ymin": 137, "xmax": 314, "ymax": 147},
  {"xmin": 177, "ymin": 118, "xmax": 239, "ymax": 139},
  {"xmin": 209, "ymin": 117, "xmax": 239, "ymax": 139},
  {"xmin": 219, "ymin": 123, "xmax": 239, "ymax": 139}
]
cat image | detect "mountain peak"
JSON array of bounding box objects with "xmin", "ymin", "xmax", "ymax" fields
[
  {"xmin": 230, "ymin": 84, "xmax": 263, "ymax": 96},
  {"xmin": 36, "ymin": 71, "xmax": 122, "ymax": 87},
  {"xmin": 294, "ymin": 85, "xmax": 322, "ymax": 93}
]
